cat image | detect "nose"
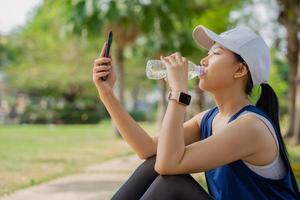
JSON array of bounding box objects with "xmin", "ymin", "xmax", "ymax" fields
[{"xmin": 200, "ymin": 55, "xmax": 209, "ymax": 67}]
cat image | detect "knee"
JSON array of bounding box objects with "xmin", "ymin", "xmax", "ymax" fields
[
  {"xmin": 135, "ymin": 154, "xmax": 158, "ymax": 175},
  {"xmin": 154, "ymin": 175, "xmax": 186, "ymax": 188},
  {"xmin": 140, "ymin": 175, "xmax": 185, "ymax": 200}
]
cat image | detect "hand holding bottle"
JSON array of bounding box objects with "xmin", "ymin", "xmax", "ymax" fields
[{"xmin": 160, "ymin": 52, "xmax": 189, "ymax": 92}]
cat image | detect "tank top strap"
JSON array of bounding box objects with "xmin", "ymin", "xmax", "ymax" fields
[
  {"xmin": 200, "ymin": 106, "xmax": 218, "ymax": 139},
  {"xmin": 227, "ymin": 105, "xmax": 258, "ymax": 123}
]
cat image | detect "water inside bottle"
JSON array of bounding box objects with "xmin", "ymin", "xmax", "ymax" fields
[
  {"xmin": 188, "ymin": 70, "xmax": 198, "ymax": 80},
  {"xmin": 145, "ymin": 59, "xmax": 204, "ymax": 80},
  {"xmin": 146, "ymin": 69, "xmax": 167, "ymax": 80}
]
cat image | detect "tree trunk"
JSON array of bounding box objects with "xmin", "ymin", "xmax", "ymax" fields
[
  {"xmin": 292, "ymin": 47, "xmax": 300, "ymax": 143},
  {"xmin": 276, "ymin": 0, "xmax": 300, "ymax": 143},
  {"xmin": 113, "ymin": 47, "xmax": 125, "ymax": 137},
  {"xmin": 284, "ymin": 27, "xmax": 298, "ymax": 139}
]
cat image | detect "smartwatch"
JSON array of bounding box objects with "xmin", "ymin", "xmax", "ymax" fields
[{"xmin": 167, "ymin": 91, "xmax": 191, "ymax": 106}]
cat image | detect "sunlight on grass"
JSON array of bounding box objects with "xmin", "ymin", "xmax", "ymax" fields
[{"xmin": 0, "ymin": 120, "xmax": 159, "ymax": 196}]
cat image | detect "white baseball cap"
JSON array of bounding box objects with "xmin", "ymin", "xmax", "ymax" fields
[{"xmin": 192, "ymin": 25, "xmax": 271, "ymax": 86}]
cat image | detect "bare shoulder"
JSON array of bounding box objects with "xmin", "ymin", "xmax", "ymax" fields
[
  {"xmin": 234, "ymin": 113, "xmax": 278, "ymax": 164},
  {"xmin": 235, "ymin": 113, "xmax": 273, "ymax": 136},
  {"xmin": 235, "ymin": 113, "xmax": 277, "ymax": 148}
]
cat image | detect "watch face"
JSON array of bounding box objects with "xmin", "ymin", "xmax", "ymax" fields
[{"xmin": 179, "ymin": 93, "xmax": 191, "ymax": 105}]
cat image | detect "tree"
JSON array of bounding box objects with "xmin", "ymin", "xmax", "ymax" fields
[
  {"xmin": 5, "ymin": 1, "xmax": 101, "ymax": 100},
  {"xmin": 64, "ymin": 0, "xmax": 249, "ymax": 131},
  {"xmin": 276, "ymin": 0, "xmax": 300, "ymax": 144}
]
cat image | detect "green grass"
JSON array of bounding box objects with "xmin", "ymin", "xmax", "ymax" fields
[
  {"xmin": 1, "ymin": 120, "xmax": 300, "ymax": 196},
  {"xmin": 0, "ymin": 120, "xmax": 158, "ymax": 196}
]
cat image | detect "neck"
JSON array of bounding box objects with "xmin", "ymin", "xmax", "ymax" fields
[{"xmin": 212, "ymin": 86, "xmax": 252, "ymax": 119}]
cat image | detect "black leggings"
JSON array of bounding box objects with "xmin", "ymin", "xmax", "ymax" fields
[{"xmin": 111, "ymin": 155, "xmax": 213, "ymax": 200}]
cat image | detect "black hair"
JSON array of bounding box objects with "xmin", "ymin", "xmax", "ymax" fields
[{"xmin": 234, "ymin": 53, "xmax": 300, "ymax": 197}]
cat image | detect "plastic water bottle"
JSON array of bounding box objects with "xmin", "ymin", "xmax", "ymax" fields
[{"xmin": 146, "ymin": 60, "xmax": 204, "ymax": 80}]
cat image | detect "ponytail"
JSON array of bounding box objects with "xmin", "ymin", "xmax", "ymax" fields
[{"xmin": 256, "ymin": 83, "xmax": 300, "ymax": 197}]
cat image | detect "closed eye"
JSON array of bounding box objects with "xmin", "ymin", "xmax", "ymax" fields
[{"xmin": 208, "ymin": 51, "xmax": 220, "ymax": 56}]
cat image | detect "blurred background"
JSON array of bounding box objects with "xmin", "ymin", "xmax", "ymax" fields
[{"xmin": 0, "ymin": 0, "xmax": 299, "ymax": 197}]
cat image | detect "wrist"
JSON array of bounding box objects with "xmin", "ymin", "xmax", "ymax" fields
[
  {"xmin": 98, "ymin": 90, "xmax": 114, "ymax": 100},
  {"xmin": 171, "ymin": 88, "xmax": 188, "ymax": 93}
]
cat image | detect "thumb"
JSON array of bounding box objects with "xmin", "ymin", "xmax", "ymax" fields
[{"xmin": 100, "ymin": 42, "xmax": 107, "ymax": 58}]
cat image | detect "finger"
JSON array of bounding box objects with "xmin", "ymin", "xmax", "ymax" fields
[
  {"xmin": 94, "ymin": 57, "xmax": 111, "ymax": 66},
  {"xmin": 170, "ymin": 51, "xmax": 181, "ymax": 57},
  {"xmin": 100, "ymin": 42, "xmax": 107, "ymax": 58},
  {"xmin": 166, "ymin": 55, "xmax": 178, "ymax": 66},
  {"xmin": 160, "ymin": 56, "xmax": 171, "ymax": 66},
  {"xmin": 95, "ymin": 71, "xmax": 110, "ymax": 78},
  {"xmin": 94, "ymin": 65, "xmax": 111, "ymax": 73},
  {"xmin": 182, "ymin": 57, "xmax": 188, "ymax": 65},
  {"xmin": 170, "ymin": 52, "xmax": 180, "ymax": 60},
  {"xmin": 175, "ymin": 52, "xmax": 183, "ymax": 63}
]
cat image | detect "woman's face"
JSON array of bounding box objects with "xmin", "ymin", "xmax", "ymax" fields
[{"xmin": 198, "ymin": 43, "xmax": 245, "ymax": 92}]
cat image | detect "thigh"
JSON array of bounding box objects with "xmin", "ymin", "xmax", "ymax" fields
[
  {"xmin": 140, "ymin": 174, "xmax": 213, "ymax": 200},
  {"xmin": 111, "ymin": 155, "xmax": 159, "ymax": 200}
]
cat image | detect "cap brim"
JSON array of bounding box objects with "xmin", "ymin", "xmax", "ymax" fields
[{"xmin": 192, "ymin": 25, "xmax": 237, "ymax": 52}]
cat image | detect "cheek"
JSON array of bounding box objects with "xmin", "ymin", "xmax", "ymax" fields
[
  {"xmin": 199, "ymin": 66, "xmax": 235, "ymax": 91},
  {"xmin": 207, "ymin": 57, "xmax": 235, "ymax": 81},
  {"xmin": 212, "ymin": 70, "xmax": 232, "ymax": 82}
]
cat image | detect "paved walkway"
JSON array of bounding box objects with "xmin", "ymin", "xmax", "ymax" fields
[{"xmin": 0, "ymin": 154, "xmax": 202, "ymax": 200}]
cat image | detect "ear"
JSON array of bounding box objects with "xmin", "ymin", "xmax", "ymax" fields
[{"xmin": 233, "ymin": 63, "xmax": 248, "ymax": 79}]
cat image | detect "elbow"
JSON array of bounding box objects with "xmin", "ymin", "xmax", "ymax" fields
[
  {"xmin": 154, "ymin": 162, "xmax": 174, "ymax": 175},
  {"xmin": 137, "ymin": 153, "xmax": 148, "ymax": 160},
  {"xmin": 154, "ymin": 163, "xmax": 166, "ymax": 175},
  {"xmin": 137, "ymin": 152, "xmax": 155, "ymax": 160}
]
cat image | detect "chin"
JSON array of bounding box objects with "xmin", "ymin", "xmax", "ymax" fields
[
  {"xmin": 198, "ymin": 80, "xmax": 206, "ymax": 91},
  {"xmin": 198, "ymin": 79, "xmax": 213, "ymax": 93}
]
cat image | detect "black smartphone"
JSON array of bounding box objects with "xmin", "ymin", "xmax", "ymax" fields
[{"xmin": 101, "ymin": 31, "xmax": 113, "ymax": 81}]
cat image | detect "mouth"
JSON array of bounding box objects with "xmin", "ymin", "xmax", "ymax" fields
[{"xmin": 198, "ymin": 69, "xmax": 206, "ymax": 79}]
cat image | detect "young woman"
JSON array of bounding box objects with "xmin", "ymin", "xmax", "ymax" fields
[{"xmin": 93, "ymin": 25, "xmax": 300, "ymax": 199}]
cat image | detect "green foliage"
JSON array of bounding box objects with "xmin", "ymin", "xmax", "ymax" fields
[
  {"xmin": 2, "ymin": 0, "xmax": 271, "ymax": 124},
  {"xmin": 19, "ymin": 97, "xmax": 109, "ymax": 124},
  {"xmin": 128, "ymin": 110, "xmax": 147, "ymax": 121},
  {"xmin": 4, "ymin": 1, "xmax": 104, "ymax": 99},
  {"xmin": 4, "ymin": 0, "xmax": 249, "ymax": 97},
  {"xmin": 0, "ymin": 36, "xmax": 21, "ymax": 70}
]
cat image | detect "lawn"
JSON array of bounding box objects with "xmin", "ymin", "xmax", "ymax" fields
[
  {"xmin": 0, "ymin": 119, "xmax": 300, "ymax": 197},
  {"xmin": 0, "ymin": 120, "xmax": 158, "ymax": 196}
]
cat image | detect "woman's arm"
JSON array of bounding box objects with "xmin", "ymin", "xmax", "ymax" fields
[
  {"xmin": 99, "ymin": 91, "xmax": 156, "ymax": 159},
  {"xmin": 155, "ymin": 100, "xmax": 187, "ymax": 172},
  {"xmin": 94, "ymin": 43, "xmax": 157, "ymax": 160},
  {"xmin": 154, "ymin": 114, "xmax": 272, "ymax": 175},
  {"xmin": 99, "ymin": 91, "xmax": 208, "ymax": 160}
]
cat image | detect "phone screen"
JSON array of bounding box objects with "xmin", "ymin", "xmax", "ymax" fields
[
  {"xmin": 105, "ymin": 31, "xmax": 113, "ymax": 57},
  {"xmin": 101, "ymin": 31, "xmax": 113, "ymax": 81}
]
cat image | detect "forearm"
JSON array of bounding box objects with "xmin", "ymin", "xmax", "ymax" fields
[
  {"xmin": 99, "ymin": 91, "xmax": 156, "ymax": 159},
  {"xmin": 156, "ymin": 100, "xmax": 186, "ymax": 168}
]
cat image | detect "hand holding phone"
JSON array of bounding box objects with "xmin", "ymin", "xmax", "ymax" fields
[{"xmin": 101, "ymin": 31, "xmax": 113, "ymax": 81}]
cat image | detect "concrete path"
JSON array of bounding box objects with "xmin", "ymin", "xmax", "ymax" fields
[{"xmin": 0, "ymin": 154, "xmax": 202, "ymax": 200}]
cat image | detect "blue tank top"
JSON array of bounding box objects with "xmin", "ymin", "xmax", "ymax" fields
[{"xmin": 200, "ymin": 105, "xmax": 298, "ymax": 200}]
